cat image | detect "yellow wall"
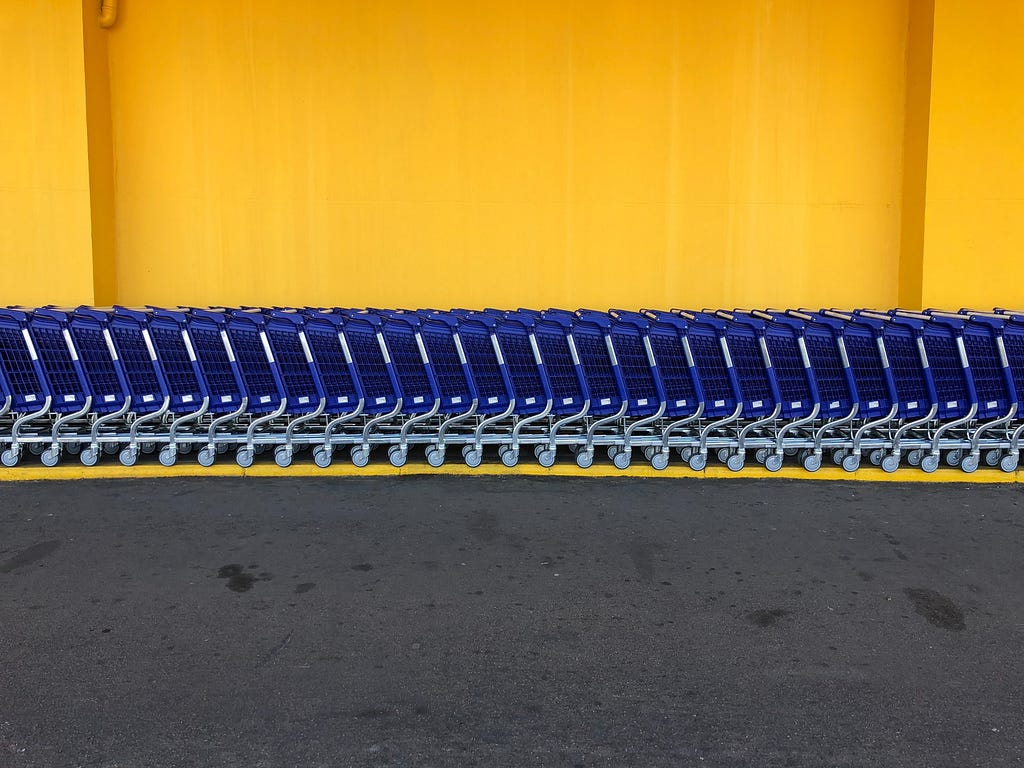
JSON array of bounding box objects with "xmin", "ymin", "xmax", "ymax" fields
[
  {"xmin": 920, "ymin": 0, "xmax": 1024, "ymax": 310},
  {"xmin": 105, "ymin": 0, "xmax": 910, "ymax": 310},
  {"xmin": 0, "ymin": 0, "xmax": 96, "ymax": 306}
]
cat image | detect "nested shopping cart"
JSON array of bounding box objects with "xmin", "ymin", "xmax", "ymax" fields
[{"xmin": 0, "ymin": 309, "xmax": 59, "ymax": 467}]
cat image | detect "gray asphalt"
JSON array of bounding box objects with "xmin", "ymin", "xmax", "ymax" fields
[{"xmin": 1, "ymin": 477, "xmax": 1023, "ymax": 767}]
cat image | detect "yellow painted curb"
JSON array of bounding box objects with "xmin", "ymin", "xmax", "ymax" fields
[{"xmin": 0, "ymin": 457, "xmax": 1018, "ymax": 483}]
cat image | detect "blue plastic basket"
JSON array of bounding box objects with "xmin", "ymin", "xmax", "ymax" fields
[
  {"xmin": 146, "ymin": 308, "xmax": 208, "ymax": 413},
  {"xmin": 641, "ymin": 311, "xmax": 701, "ymax": 420},
  {"xmin": 493, "ymin": 313, "xmax": 549, "ymax": 416},
  {"xmin": 27, "ymin": 310, "xmax": 91, "ymax": 414},
  {"xmin": 417, "ymin": 313, "xmax": 476, "ymax": 414},
  {"xmin": 185, "ymin": 310, "xmax": 247, "ymax": 414},
  {"xmin": 0, "ymin": 309, "xmax": 50, "ymax": 413},
  {"xmin": 819, "ymin": 312, "xmax": 894, "ymax": 419},
  {"xmin": 266, "ymin": 311, "xmax": 326, "ymax": 415},
  {"xmin": 225, "ymin": 311, "xmax": 287, "ymax": 415},
  {"xmin": 673, "ymin": 312, "xmax": 738, "ymax": 420},
  {"xmin": 375, "ymin": 311, "xmax": 439, "ymax": 415},
  {"xmin": 712, "ymin": 312, "xmax": 778, "ymax": 420},
  {"xmin": 110, "ymin": 308, "xmax": 170, "ymax": 415},
  {"xmin": 337, "ymin": 311, "xmax": 401, "ymax": 415},
  {"xmin": 454, "ymin": 313, "xmax": 512, "ymax": 416},
  {"xmin": 301, "ymin": 311, "xmax": 362, "ymax": 414},
  {"xmin": 572, "ymin": 310, "xmax": 627, "ymax": 417},
  {"xmin": 69, "ymin": 309, "xmax": 130, "ymax": 415},
  {"xmin": 530, "ymin": 312, "xmax": 588, "ymax": 416}
]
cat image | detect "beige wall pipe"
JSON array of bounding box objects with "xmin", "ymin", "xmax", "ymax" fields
[{"xmin": 98, "ymin": 0, "xmax": 118, "ymax": 29}]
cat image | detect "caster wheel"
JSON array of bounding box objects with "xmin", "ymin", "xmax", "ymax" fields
[
  {"xmin": 797, "ymin": 449, "xmax": 810, "ymax": 464},
  {"xmin": 643, "ymin": 447, "xmax": 657, "ymax": 461},
  {"xmin": 803, "ymin": 453, "xmax": 822, "ymax": 472},
  {"xmin": 717, "ymin": 448, "xmax": 731, "ymax": 464},
  {"xmin": 613, "ymin": 450, "xmax": 631, "ymax": 470},
  {"xmin": 28, "ymin": 443, "xmax": 44, "ymax": 456},
  {"xmin": 197, "ymin": 446, "xmax": 216, "ymax": 467},
  {"xmin": 159, "ymin": 447, "xmax": 177, "ymax": 467},
  {"xmin": 351, "ymin": 448, "xmax": 370, "ymax": 468},
  {"xmin": 946, "ymin": 450, "xmax": 962, "ymax": 467},
  {"xmin": 960, "ymin": 454, "xmax": 980, "ymax": 474},
  {"xmin": 688, "ymin": 453, "xmax": 707, "ymax": 471},
  {"xmin": 313, "ymin": 446, "xmax": 332, "ymax": 468},
  {"xmin": 726, "ymin": 453, "xmax": 745, "ymax": 472},
  {"xmin": 141, "ymin": 442, "xmax": 157, "ymax": 455},
  {"xmin": 464, "ymin": 449, "xmax": 482, "ymax": 468},
  {"xmin": 1000, "ymin": 454, "xmax": 1019, "ymax": 473},
  {"xmin": 501, "ymin": 449, "xmax": 519, "ymax": 468},
  {"xmin": 274, "ymin": 446, "xmax": 293, "ymax": 468},
  {"xmin": 425, "ymin": 447, "xmax": 445, "ymax": 468},
  {"xmin": 216, "ymin": 444, "xmax": 230, "ymax": 455},
  {"xmin": 908, "ymin": 449, "xmax": 923, "ymax": 467},
  {"xmin": 41, "ymin": 447, "xmax": 60, "ymax": 467},
  {"xmin": 921, "ymin": 454, "xmax": 939, "ymax": 474},
  {"xmin": 1, "ymin": 449, "xmax": 19, "ymax": 467},
  {"xmin": 678, "ymin": 447, "xmax": 694, "ymax": 461},
  {"xmin": 538, "ymin": 449, "xmax": 556, "ymax": 468},
  {"xmin": 869, "ymin": 449, "xmax": 883, "ymax": 466},
  {"xmin": 462, "ymin": 445, "xmax": 474, "ymax": 459},
  {"xmin": 985, "ymin": 449, "xmax": 1001, "ymax": 467},
  {"xmin": 178, "ymin": 443, "xmax": 194, "ymax": 455},
  {"xmin": 65, "ymin": 442, "xmax": 81, "ymax": 456},
  {"xmin": 606, "ymin": 445, "xmax": 621, "ymax": 461},
  {"xmin": 651, "ymin": 452, "xmax": 669, "ymax": 471},
  {"xmin": 576, "ymin": 449, "xmax": 594, "ymax": 469},
  {"xmin": 832, "ymin": 449, "xmax": 848, "ymax": 465},
  {"xmin": 102, "ymin": 443, "xmax": 119, "ymax": 456},
  {"xmin": 235, "ymin": 448, "xmax": 254, "ymax": 468},
  {"xmin": 388, "ymin": 446, "xmax": 408, "ymax": 468},
  {"xmin": 881, "ymin": 454, "xmax": 900, "ymax": 474},
  {"xmin": 784, "ymin": 447, "xmax": 799, "ymax": 457},
  {"xmin": 253, "ymin": 445, "xmax": 266, "ymax": 455},
  {"xmin": 842, "ymin": 454, "xmax": 861, "ymax": 473},
  {"xmin": 533, "ymin": 444, "xmax": 545, "ymax": 459},
  {"xmin": 755, "ymin": 448, "xmax": 769, "ymax": 465},
  {"xmin": 80, "ymin": 448, "xmax": 98, "ymax": 467},
  {"xmin": 765, "ymin": 454, "xmax": 783, "ymax": 473},
  {"xmin": 119, "ymin": 448, "xmax": 138, "ymax": 467}
]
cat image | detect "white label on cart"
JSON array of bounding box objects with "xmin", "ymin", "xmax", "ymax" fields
[
  {"xmin": 142, "ymin": 329, "xmax": 157, "ymax": 361},
  {"xmin": 221, "ymin": 395, "xmax": 233, "ymax": 403},
  {"xmin": 337, "ymin": 396, "xmax": 348, "ymax": 404},
  {"xmin": 260, "ymin": 395, "xmax": 271, "ymax": 404},
  {"xmin": 868, "ymin": 400, "xmax": 880, "ymax": 409},
  {"xmin": 22, "ymin": 329, "xmax": 38, "ymax": 360},
  {"xmin": 298, "ymin": 396, "xmax": 309, "ymax": 405},
  {"xmin": 413, "ymin": 396, "xmax": 424, "ymax": 404},
  {"xmin": 182, "ymin": 395, "xmax": 194, "ymax": 403},
  {"xmin": 451, "ymin": 396, "xmax": 462, "ymax": 405},
  {"xmin": 600, "ymin": 397, "xmax": 611, "ymax": 406},
  {"xmin": 104, "ymin": 394, "xmax": 115, "ymax": 403},
  {"xmin": 987, "ymin": 400, "xmax": 999, "ymax": 410},
  {"xmin": 220, "ymin": 331, "xmax": 235, "ymax": 362},
  {"xmin": 676, "ymin": 399, "xmax": 687, "ymax": 407},
  {"xmin": 525, "ymin": 397, "xmax": 536, "ymax": 405},
  {"xmin": 103, "ymin": 329, "xmax": 119, "ymax": 361},
  {"xmin": 946, "ymin": 400, "xmax": 958, "ymax": 409},
  {"xmin": 714, "ymin": 399, "xmax": 726, "ymax": 408},
  {"xmin": 63, "ymin": 329, "xmax": 79, "ymax": 361},
  {"xmin": 830, "ymin": 401, "xmax": 841, "ymax": 409},
  {"xmin": 753, "ymin": 400, "xmax": 763, "ymax": 408},
  {"xmin": 377, "ymin": 335, "xmax": 392, "ymax": 365},
  {"xmin": 182, "ymin": 331, "xmax": 197, "ymax": 361},
  {"xmin": 259, "ymin": 332, "xmax": 275, "ymax": 363},
  {"xmin": 65, "ymin": 394, "xmax": 76, "ymax": 402},
  {"xmin": 562, "ymin": 397, "xmax": 574, "ymax": 406},
  {"xmin": 142, "ymin": 394, "xmax": 154, "ymax": 403},
  {"xmin": 791, "ymin": 401, "xmax": 802, "ymax": 409},
  {"xmin": 637, "ymin": 398, "xmax": 648, "ymax": 406},
  {"xmin": 25, "ymin": 394, "xmax": 36, "ymax": 402},
  {"xmin": 487, "ymin": 396, "xmax": 499, "ymax": 404},
  {"xmin": 299, "ymin": 332, "xmax": 313, "ymax": 363},
  {"xmin": 375, "ymin": 396, "xmax": 387, "ymax": 405},
  {"xmin": 338, "ymin": 333, "xmax": 354, "ymax": 365},
  {"xmin": 907, "ymin": 400, "xmax": 918, "ymax": 409}
]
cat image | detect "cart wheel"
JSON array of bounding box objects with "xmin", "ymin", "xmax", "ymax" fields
[
  {"xmin": 765, "ymin": 454, "xmax": 784, "ymax": 473},
  {"xmin": 501, "ymin": 449, "xmax": 519, "ymax": 468},
  {"xmin": 537, "ymin": 449, "xmax": 556, "ymax": 468},
  {"xmin": 678, "ymin": 447, "xmax": 694, "ymax": 462},
  {"xmin": 945, "ymin": 449, "xmax": 962, "ymax": 467},
  {"xmin": 425, "ymin": 447, "xmax": 445, "ymax": 468},
  {"xmin": 650, "ymin": 452, "xmax": 669, "ymax": 471},
  {"xmin": 464, "ymin": 449, "xmax": 482, "ymax": 468},
  {"xmin": 832, "ymin": 449, "xmax": 848, "ymax": 465},
  {"xmin": 141, "ymin": 442, "xmax": 157, "ymax": 454},
  {"xmin": 351, "ymin": 448, "xmax": 370, "ymax": 468},
  {"xmin": 960, "ymin": 454, "xmax": 980, "ymax": 474},
  {"xmin": 687, "ymin": 452, "xmax": 707, "ymax": 472},
  {"xmin": 575, "ymin": 449, "xmax": 594, "ymax": 469},
  {"xmin": 985, "ymin": 449, "xmax": 1002, "ymax": 467},
  {"xmin": 869, "ymin": 449, "xmax": 883, "ymax": 466},
  {"xmin": 102, "ymin": 442, "xmax": 119, "ymax": 456},
  {"xmin": 65, "ymin": 442, "xmax": 82, "ymax": 455},
  {"xmin": 754, "ymin": 448, "xmax": 769, "ymax": 465},
  {"xmin": 41, "ymin": 447, "xmax": 60, "ymax": 467},
  {"xmin": 907, "ymin": 449, "xmax": 923, "ymax": 467},
  {"xmin": 841, "ymin": 454, "xmax": 861, "ymax": 473},
  {"xmin": 119, "ymin": 447, "xmax": 138, "ymax": 467},
  {"xmin": 1, "ymin": 449, "xmax": 19, "ymax": 468},
  {"xmin": 254, "ymin": 444, "xmax": 267, "ymax": 455},
  {"xmin": 881, "ymin": 454, "xmax": 900, "ymax": 474},
  {"xmin": 717, "ymin": 448, "xmax": 731, "ymax": 464},
  {"xmin": 159, "ymin": 447, "xmax": 177, "ymax": 467},
  {"xmin": 178, "ymin": 443, "xmax": 194, "ymax": 455},
  {"xmin": 606, "ymin": 445, "xmax": 621, "ymax": 461},
  {"xmin": 235, "ymin": 448, "xmax": 254, "ymax": 468},
  {"xmin": 216, "ymin": 443, "xmax": 230, "ymax": 455},
  {"xmin": 274, "ymin": 446, "xmax": 293, "ymax": 468},
  {"xmin": 803, "ymin": 453, "xmax": 822, "ymax": 473},
  {"xmin": 643, "ymin": 446, "xmax": 657, "ymax": 461},
  {"xmin": 613, "ymin": 450, "xmax": 631, "ymax": 470},
  {"xmin": 533, "ymin": 444, "xmax": 545, "ymax": 459},
  {"xmin": 1000, "ymin": 454, "xmax": 1019, "ymax": 473},
  {"xmin": 921, "ymin": 454, "xmax": 939, "ymax": 474},
  {"xmin": 28, "ymin": 442, "xmax": 44, "ymax": 456},
  {"xmin": 726, "ymin": 453, "xmax": 745, "ymax": 472},
  {"xmin": 388, "ymin": 446, "xmax": 407, "ymax": 468},
  {"xmin": 80, "ymin": 448, "xmax": 99, "ymax": 467},
  {"xmin": 313, "ymin": 446, "xmax": 332, "ymax": 468},
  {"xmin": 784, "ymin": 447, "xmax": 799, "ymax": 457},
  {"xmin": 461, "ymin": 445, "xmax": 474, "ymax": 459},
  {"xmin": 197, "ymin": 446, "xmax": 216, "ymax": 467}
]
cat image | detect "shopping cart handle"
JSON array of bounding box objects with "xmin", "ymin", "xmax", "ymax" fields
[
  {"xmin": 113, "ymin": 306, "xmax": 151, "ymax": 322},
  {"xmin": 188, "ymin": 309, "xmax": 228, "ymax": 324},
  {"xmin": 32, "ymin": 308, "xmax": 72, "ymax": 323},
  {"xmin": 0, "ymin": 308, "xmax": 29, "ymax": 323},
  {"xmin": 73, "ymin": 307, "xmax": 111, "ymax": 322},
  {"xmin": 268, "ymin": 310, "xmax": 307, "ymax": 325},
  {"xmin": 575, "ymin": 309, "xmax": 612, "ymax": 328},
  {"xmin": 608, "ymin": 309, "xmax": 649, "ymax": 329},
  {"xmin": 419, "ymin": 312, "xmax": 460, "ymax": 328}
]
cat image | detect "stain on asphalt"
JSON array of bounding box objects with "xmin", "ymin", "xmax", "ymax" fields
[
  {"xmin": 217, "ymin": 563, "xmax": 258, "ymax": 592},
  {"xmin": 351, "ymin": 563, "xmax": 374, "ymax": 572},
  {"xmin": 0, "ymin": 540, "xmax": 62, "ymax": 573},
  {"xmin": 747, "ymin": 608, "xmax": 790, "ymax": 628},
  {"xmin": 294, "ymin": 582, "xmax": 316, "ymax": 594},
  {"xmin": 904, "ymin": 587, "xmax": 966, "ymax": 631}
]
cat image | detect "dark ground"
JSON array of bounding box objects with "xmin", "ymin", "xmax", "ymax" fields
[{"xmin": 1, "ymin": 477, "xmax": 1023, "ymax": 768}]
